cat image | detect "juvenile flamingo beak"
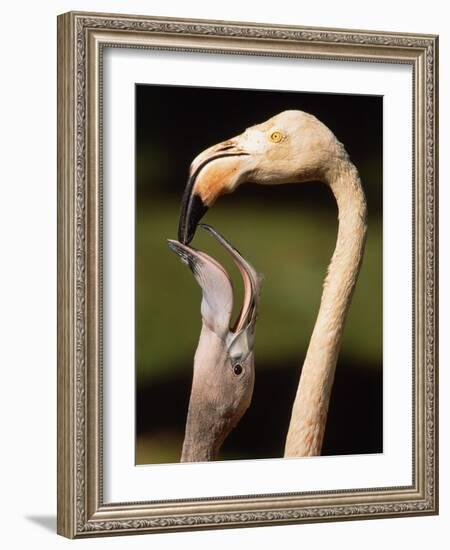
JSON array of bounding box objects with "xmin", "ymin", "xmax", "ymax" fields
[{"xmin": 178, "ymin": 140, "xmax": 248, "ymax": 244}]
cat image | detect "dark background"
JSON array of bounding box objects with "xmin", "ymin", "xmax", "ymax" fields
[{"xmin": 135, "ymin": 83, "xmax": 383, "ymax": 464}]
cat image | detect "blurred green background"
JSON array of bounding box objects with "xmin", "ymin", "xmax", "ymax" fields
[{"xmin": 135, "ymin": 84, "xmax": 382, "ymax": 464}]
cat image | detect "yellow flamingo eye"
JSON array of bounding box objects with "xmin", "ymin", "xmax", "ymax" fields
[{"xmin": 269, "ymin": 130, "xmax": 283, "ymax": 143}]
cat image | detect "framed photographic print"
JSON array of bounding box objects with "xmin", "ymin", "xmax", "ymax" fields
[{"xmin": 57, "ymin": 11, "xmax": 439, "ymax": 538}]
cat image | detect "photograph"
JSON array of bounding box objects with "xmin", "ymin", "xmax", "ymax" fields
[{"xmin": 135, "ymin": 84, "xmax": 383, "ymax": 465}]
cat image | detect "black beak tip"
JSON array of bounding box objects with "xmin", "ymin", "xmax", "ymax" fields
[
  {"xmin": 167, "ymin": 239, "xmax": 199, "ymax": 274},
  {"xmin": 167, "ymin": 239, "xmax": 186, "ymax": 258},
  {"xmin": 178, "ymin": 194, "xmax": 209, "ymax": 244},
  {"xmin": 167, "ymin": 239, "xmax": 178, "ymax": 252}
]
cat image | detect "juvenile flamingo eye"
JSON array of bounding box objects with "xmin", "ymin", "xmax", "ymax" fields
[
  {"xmin": 233, "ymin": 364, "xmax": 243, "ymax": 376},
  {"xmin": 269, "ymin": 130, "xmax": 283, "ymax": 143}
]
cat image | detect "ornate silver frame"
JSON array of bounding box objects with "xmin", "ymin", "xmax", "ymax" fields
[{"xmin": 57, "ymin": 11, "xmax": 439, "ymax": 538}]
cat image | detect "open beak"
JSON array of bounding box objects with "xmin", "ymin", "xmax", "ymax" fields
[
  {"xmin": 168, "ymin": 225, "xmax": 261, "ymax": 336},
  {"xmin": 178, "ymin": 140, "xmax": 248, "ymax": 244},
  {"xmin": 167, "ymin": 236, "xmax": 234, "ymax": 337},
  {"xmin": 199, "ymin": 224, "xmax": 261, "ymax": 333}
]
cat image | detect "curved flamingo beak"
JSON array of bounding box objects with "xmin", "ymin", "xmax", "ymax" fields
[
  {"xmin": 178, "ymin": 140, "xmax": 249, "ymax": 244},
  {"xmin": 168, "ymin": 224, "xmax": 261, "ymax": 336}
]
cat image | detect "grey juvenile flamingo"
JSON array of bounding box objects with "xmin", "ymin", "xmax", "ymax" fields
[{"xmin": 168, "ymin": 224, "xmax": 262, "ymax": 462}]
